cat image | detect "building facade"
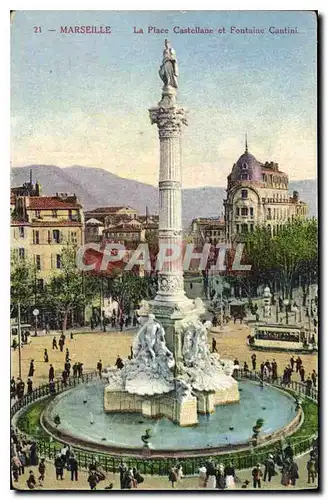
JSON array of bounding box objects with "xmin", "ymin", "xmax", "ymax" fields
[
  {"xmin": 11, "ymin": 185, "xmax": 84, "ymax": 282},
  {"xmin": 190, "ymin": 216, "xmax": 226, "ymax": 246},
  {"xmin": 85, "ymin": 206, "xmax": 159, "ymax": 249},
  {"xmin": 224, "ymin": 142, "xmax": 308, "ymax": 242}
]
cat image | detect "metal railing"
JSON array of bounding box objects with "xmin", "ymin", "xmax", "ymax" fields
[{"xmin": 11, "ymin": 370, "xmax": 318, "ymax": 475}]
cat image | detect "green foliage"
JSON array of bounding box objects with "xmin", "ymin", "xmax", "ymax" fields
[
  {"xmin": 45, "ymin": 245, "xmax": 98, "ymax": 329},
  {"xmin": 106, "ymin": 273, "xmax": 156, "ymax": 313},
  {"xmin": 244, "ymin": 219, "xmax": 318, "ymax": 296},
  {"xmin": 10, "ymin": 254, "xmax": 37, "ymax": 315}
]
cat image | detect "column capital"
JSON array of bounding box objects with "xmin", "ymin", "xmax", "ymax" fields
[{"xmin": 149, "ymin": 106, "xmax": 187, "ymax": 138}]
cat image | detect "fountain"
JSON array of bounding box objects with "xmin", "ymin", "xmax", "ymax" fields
[
  {"xmin": 39, "ymin": 43, "xmax": 302, "ymax": 456},
  {"xmin": 103, "ymin": 40, "xmax": 239, "ymax": 426}
]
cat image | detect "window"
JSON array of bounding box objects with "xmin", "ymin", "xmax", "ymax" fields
[
  {"xmin": 236, "ymin": 224, "xmax": 240, "ymax": 233},
  {"xmin": 241, "ymin": 224, "xmax": 248, "ymax": 233},
  {"xmin": 37, "ymin": 279, "xmax": 44, "ymax": 290},
  {"xmin": 68, "ymin": 210, "xmax": 73, "ymax": 221},
  {"xmin": 18, "ymin": 248, "xmax": 25, "ymax": 259},
  {"xmin": 250, "ymin": 224, "xmax": 254, "ymax": 232},
  {"xmin": 56, "ymin": 254, "xmax": 61, "ymax": 269},
  {"xmin": 36, "ymin": 255, "xmax": 41, "ymax": 270},
  {"xmin": 241, "ymin": 173, "xmax": 248, "ymax": 180},
  {"xmin": 19, "ymin": 227, "xmax": 25, "ymax": 238},
  {"xmin": 33, "ymin": 230, "xmax": 40, "ymax": 245},
  {"xmin": 52, "ymin": 210, "xmax": 57, "ymax": 218},
  {"xmin": 241, "ymin": 189, "xmax": 248, "ymax": 199},
  {"xmin": 250, "ymin": 207, "xmax": 254, "ymax": 217},
  {"xmin": 71, "ymin": 231, "xmax": 77, "ymax": 244},
  {"xmin": 35, "ymin": 210, "xmax": 41, "ymax": 219},
  {"xmin": 241, "ymin": 207, "xmax": 248, "ymax": 216},
  {"xmin": 53, "ymin": 230, "xmax": 60, "ymax": 244},
  {"xmin": 236, "ymin": 208, "xmax": 240, "ymax": 216}
]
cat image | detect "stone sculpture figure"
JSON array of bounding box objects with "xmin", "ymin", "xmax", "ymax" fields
[{"xmin": 159, "ymin": 39, "xmax": 179, "ymax": 88}]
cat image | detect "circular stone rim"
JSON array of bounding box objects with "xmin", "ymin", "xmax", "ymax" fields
[{"xmin": 40, "ymin": 382, "xmax": 303, "ymax": 458}]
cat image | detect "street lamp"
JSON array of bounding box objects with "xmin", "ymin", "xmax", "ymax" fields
[{"xmin": 283, "ymin": 299, "xmax": 289, "ymax": 325}]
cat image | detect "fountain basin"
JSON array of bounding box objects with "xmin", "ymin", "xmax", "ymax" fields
[{"xmin": 41, "ymin": 380, "xmax": 301, "ymax": 456}]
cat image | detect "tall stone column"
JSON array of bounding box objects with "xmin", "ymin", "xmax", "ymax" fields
[{"xmin": 149, "ymin": 87, "xmax": 187, "ymax": 305}]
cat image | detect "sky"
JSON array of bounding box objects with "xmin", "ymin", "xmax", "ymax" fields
[{"xmin": 11, "ymin": 10, "xmax": 317, "ymax": 188}]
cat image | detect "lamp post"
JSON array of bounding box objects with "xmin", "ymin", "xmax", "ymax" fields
[
  {"xmin": 283, "ymin": 299, "xmax": 289, "ymax": 325},
  {"xmin": 17, "ymin": 300, "xmax": 22, "ymax": 379}
]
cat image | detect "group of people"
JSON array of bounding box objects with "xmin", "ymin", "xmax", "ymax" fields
[
  {"xmin": 11, "ymin": 377, "xmax": 33, "ymax": 400},
  {"xmin": 119, "ymin": 463, "xmax": 144, "ymax": 489},
  {"xmin": 198, "ymin": 461, "xmax": 236, "ymax": 489},
  {"xmin": 11, "ymin": 428, "xmax": 39, "ymax": 488}
]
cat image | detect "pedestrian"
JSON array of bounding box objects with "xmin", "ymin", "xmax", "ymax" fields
[
  {"xmin": 26, "ymin": 470, "xmax": 36, "ymax": 489},
  {"xmin": 64, "ymin": 360, "xmax": 71, "ymax": 377},
  {"xmin": 251, "ymin": 354, "xmax": 257, "ymax": 371},
  {"xmin": 78, "ymin": 362, "xmax": 83, "ymax": 378},
  {"xmin": 281, "ymin": 461, "xmax": 291, "ymax": 487},
  {"xmin": 130, "ymin": 345, "xmax": 133, "ymax": 359},
  {"xmin": 168, "ymin": 466, "xmax": 178, "ymax": 488},
  {"xmin": 299, "ymin": 365, "xmax": 305, "ymax": 383},
  {"xmin": 12, "ymin": 459, "xmax": 19, "ymax": 482},
  {"xmin": 306, "ymin": 376, "xmax": 313, "ymax": 396},
  {"xmin": 52, "ymin": 337, "xmax": 58, "ymax": 350},
  {"xmin": 62, "ymin": 370, "xmax": 68, "ymax": 387},
  {"xmin": 49, "ymin": 364, "xmax": 54, "ymax": 382},
  {"xmin": 69, "ymin": 453, "xmax": 78, "ymax": 481},
  {"xmin": 27, "ymin": 378, "xmax": 33, "ymax": 395},
  {"xmin": 28, "ymin": 360, "xmax": 35, "ymax": 377},
  {"xmin": 216, "ymin": 463, "xmax": 225, "ymax": 490},
  {"xmin": 206, "ymin": 460, "xmax": 216, "ymax": 489},
  {"xmin": 119, "ymin": 462, "xmax": 127, "ymax": 490},
  {"xmin": 224, "ymin": 462, "xmax": 236, "ymax": 489},
  {"xmin": 59, "ymin": 338, "xmax": 64, "ymax": 352},
  {"xmin": 272, "ymin": 359, "xmax": 278, "ymax": 381},
  {"xmin": 132, "ymin": 467, "xmax": 144, "ymax": 486},
  {"xmin": 11, "ymin": 377, "xmax": 16, "ymax": 400},
  {"xmin": 38, "ymin": 458, "xmax": 46, "ymax": 485},
  {"xmin": 115, "ymin": 355, "xmax": 124, "ymax": 370},
  {"xmin": 289, "ymin": 461, "xmax": 299, "ymax": 486},
  {"xmin": 307, "ymin": 456, "xmax": 316, "ymax": 483},
  {"xmin": 290, "ymin": 356, "xmax": 296, "ymax": 371},
  {"xmin": 199, "ymin": 466, "xmax": 207, "ymax": 487},
  {"xmin": 260, "ymin": 362, "xmax": 265, "ymax": 378},
  {"xmin": 252, "ymin": 463, "xmax": 262, "ymax": 488},
  {"xmin": 311, "ymin": 370, "xmax": 317, "ymax": 388},
  {"xmin": 44, "ymin": 349, "xmax": 49, "ymax": 363},
  {"xmin": 16, "ymin": 378, "xmax": 25, "ymax": 399},
  {"xmin": 54, "ymin": 453, "xmax": 64, "ymax": 480},
  {"xmin": 243, "ymin": 361, "xmax": 249, "ymax": 374},
  {"xmin": 264, "ymin": 454, "xmax": 275, "ymax": 482},
  {"xmin": 212, "ymin": 337, "xmax": 218, "ymax": 353},
  {"xmin": 119, "ymin": 316, "xmax": 124, "ymax": 332},
  {"xmin": 65, "ymin": 348, "xmax": 70, "ymax": 362},
  {"xmin": 88, "ymin": 470, "xmax": 98, "ymax": 490},
  {"xmin": 12, "ymin": 338, "xmax": 17, "ymax": 351},
  {"xmin": 295, "ymin": 356, "xmax": 302, "ymax": 373},
  {"xmin": 97, "ymin": 359, "xmax": 102, "ymax": 377}
]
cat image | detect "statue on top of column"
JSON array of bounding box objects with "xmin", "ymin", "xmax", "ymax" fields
[{"xmin": 159, "ymin": 39, "xmax": 179, "ymax": 89}]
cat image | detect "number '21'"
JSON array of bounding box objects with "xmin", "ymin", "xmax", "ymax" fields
[{"xmin": 34, "ymin": 26, "xmax": 41, "ymax": 33}]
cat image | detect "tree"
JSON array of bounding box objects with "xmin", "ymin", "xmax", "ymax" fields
[
  {"xmin": 244, "ymin": 219, "xmax": 318, "ymax": 299},
  {"xmin": 47, "ymin": 245, "xmax": 98, "ymax": 331},
  {"xmin": 107, "ymin": 273, "xmax": 156, "ymax": 317},
  {"xmin": 11, "ymin": 253, "xmax": 37, "ymax": 318}
]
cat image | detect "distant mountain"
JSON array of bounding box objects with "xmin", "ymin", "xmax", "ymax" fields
[{"xmin": 11, "ymin": 165, "xmax": 317, "ymax": 227}]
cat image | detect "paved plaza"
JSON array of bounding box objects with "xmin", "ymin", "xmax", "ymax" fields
[{"xmin": 11, "ymin": 324, "xmax": 318, "ymax": 388}]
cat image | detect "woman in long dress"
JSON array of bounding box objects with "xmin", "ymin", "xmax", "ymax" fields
[
  {"xmin": 224, "ymin": 463, "xmax": 236, "ymax": 489},
  {"xmin": 159, "ymin": 39, "xmax": 178, "ymax": 88}
]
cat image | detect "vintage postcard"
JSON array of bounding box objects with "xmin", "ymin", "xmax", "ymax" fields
[{"xmin": 10, "ymin": 10, "xmax": 318, "ymax": 491}]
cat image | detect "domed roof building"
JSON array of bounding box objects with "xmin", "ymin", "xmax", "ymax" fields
[{"xmin": 224, "ymin": 137, "xmax": 308, "ymax": 242}]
